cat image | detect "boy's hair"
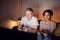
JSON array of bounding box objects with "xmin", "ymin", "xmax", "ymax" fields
[{"xmin": 25, "ymin": 8, "xmax": 33, "ymax": 12}]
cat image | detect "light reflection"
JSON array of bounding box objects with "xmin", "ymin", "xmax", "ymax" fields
[{"xmin": 1, "ymin": 20, "xmax": 19, "ymax": 29}]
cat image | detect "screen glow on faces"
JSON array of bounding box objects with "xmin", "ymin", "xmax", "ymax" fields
[
  {"xmin": 25, "ymin": 10, "xmax": 33, "ymax": 20},
  {"xmin": 43, "ymin": 12, "xmax": 51, "ymax": 21}
]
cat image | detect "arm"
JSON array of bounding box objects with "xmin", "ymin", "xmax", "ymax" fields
[
  {"xmin": 50, "ymin": 22, "xmax": 56, "ymax": 34},
  {"xmin": 18, "ymin": 25, "xmax": 22, "ymax": 31},
  {"xmin": 50, "ymin": 28, "xmax": 55, "ymax": 34},
  {"xmin": 18, "ymin": 17, "xmax": 24, "ymax": 31},
  {"xmin": 39, "ymin": 21, "xmax": 43, "ymax": 33},
  {"xmin": 37, "ymin": 26, "xmax": 43, "ymax": 35},
  {"xmin": 27, "ymin": 26, "xmax": 37, "ymax": 33},
  {"xmin": 27, "ymin": 17, "xmax": 39, "ymax": 33}
]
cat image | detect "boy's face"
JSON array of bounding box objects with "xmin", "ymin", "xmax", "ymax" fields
[{"xmin": 25, "ymin": 10, "xmax": 33, "ymax": 20}]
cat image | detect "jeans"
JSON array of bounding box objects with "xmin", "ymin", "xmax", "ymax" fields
[{"xmin": 37, "ymin": 34, "xmax": 51, "ymax": 40}]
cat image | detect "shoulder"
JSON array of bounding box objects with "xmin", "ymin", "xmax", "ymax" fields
[
  {"xmin": 51, "ymin": 20, "xmax": 56, "ymax": 24},
  {"xmin": 40, "ymin": 20, "xmax": 45, "ymax": 25},
  {"xmin": 32, "ymin": 16, "xmax": 38, "ymax": 20},
  {"xmin": 51, "ymin": 20, "xmax": 56, "ymax": 29},
  {"xmin": 40, "ymin": 20, "xmax": 45, "ymax": 23},
  {"xmin": 21, "ymin": 16, "xmax": 26, "ymax": 20},
  {"xmin": 22, "ymin": 16, "xmax": 26, "ymax": 18}
]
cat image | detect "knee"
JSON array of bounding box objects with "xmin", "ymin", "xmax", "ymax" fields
[
  {"xmin": 43, "ymin": 37, "xmax": 51, "ymax": 40},
  {"xmin": 37, "ymin": 35, "xmax": 44, "ymax": 40}
]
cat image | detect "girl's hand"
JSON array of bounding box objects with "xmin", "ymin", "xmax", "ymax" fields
[
  {"xmin": 43, "ymin": 33, "xmax": 48, "ymax": 37},
  {"xmin": 37, "ymin": 31, "xmax": 41, "ymax": 35}
]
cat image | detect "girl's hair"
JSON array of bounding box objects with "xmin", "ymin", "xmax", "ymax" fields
[{"xmin": 43, "ymin": 9, "xmax": 53, "ymax": 16}]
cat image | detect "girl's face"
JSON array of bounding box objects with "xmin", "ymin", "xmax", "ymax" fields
[{"xmin": 43, "ymin": 12, "xmax": 51, "ymax": 21}]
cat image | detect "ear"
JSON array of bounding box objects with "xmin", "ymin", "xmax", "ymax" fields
[
  {"xmin": 25, "ymin": 13, "xmax": 27, "ymax": 16},
  {"xmin": 50, "ymin": 15, "xmax": 53, "ymax": 18},
  {"xmin": 50, "ymin": 15, "xmax": 53, "ymax": 20},
  {"xmin": 32, "ymin": 13, "xmax": 33, "ymax": 16}
]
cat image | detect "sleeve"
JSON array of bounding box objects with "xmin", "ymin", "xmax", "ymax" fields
[
  {"xmin": 40, "ymin": 21, "xmax": 43, "ymax": 31},
  {"xmin": 52, "ymin": 22, "xmax": 56, "ymax": 30},
  {"xmin": 40, "ymin": 21, "xmax": 43, "ymax": 27},
  {"xmin": 20, "ymin": 17, "xmax": 24, "ymax": 25},
  {"xmin": 33, "ymin": 18, "xmax": 39, "ymax": 26}
]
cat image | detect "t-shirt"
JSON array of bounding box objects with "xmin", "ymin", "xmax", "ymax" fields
[
  {"xmin": 40, "ymin": 20, "xmax": 56, "ymax": 31},
  {"xmin": 20, "ymin": 16, "xmax": 39, "ymax": 29}
]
